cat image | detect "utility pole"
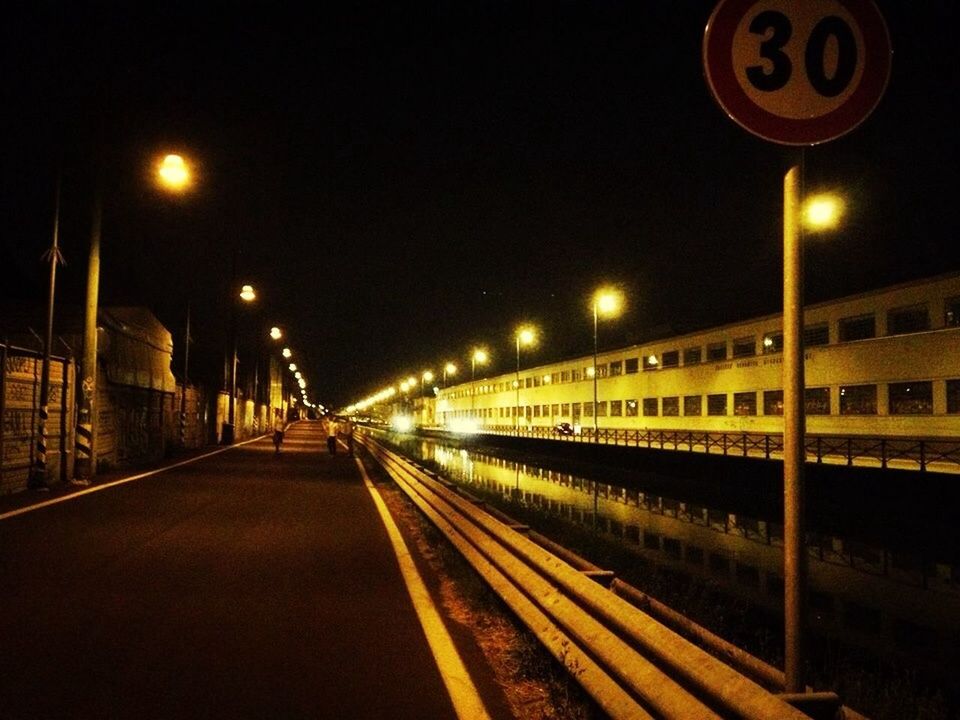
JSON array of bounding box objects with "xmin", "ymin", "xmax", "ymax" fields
[{"xmin": 75, "ymin": 189, "xmax": 101, "ymax": 482}]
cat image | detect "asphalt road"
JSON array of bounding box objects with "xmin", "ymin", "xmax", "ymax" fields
[{"xmin": 0, "ymin": 422, "xmax": 468, "ymax": 719}]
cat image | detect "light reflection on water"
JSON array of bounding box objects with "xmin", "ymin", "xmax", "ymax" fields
[{"xmin": 405, "ymin": 437, "xmax": 960, "ymax": 682}]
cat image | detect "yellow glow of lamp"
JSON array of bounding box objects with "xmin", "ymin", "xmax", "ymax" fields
[
  {"xmin": 239, "ymin": 284, "xmax": 256, "ymax": 302},
  {"xmin": 289, "ymin": 363, "xmax": 297, "ymax": 372},
  {"xmin": 422, "ymin": 370, "xmax": 434, "ymax": 383},
  {"xmin": 270, "ymin": 327, "xmax": 282, "ymax": 340},
  {"xmin": 594, "ymin": 287, "xmax": 624, "ymax": 318},
  {"xmin": 517, "ymin": 327, "xmax": 535, "ymax": 346},
  {"xmin": 282, "ymin": 348, "xmax": 292, "ymax": 359},
  {"xmin": 803, "ymin": 194, "xmax": 844, "ymax": 230},
  {"xmin": 157, "ymin": 154, "xmax": 192, "ymax": 192}
]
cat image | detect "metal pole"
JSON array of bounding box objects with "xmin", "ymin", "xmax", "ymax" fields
[
  {"xmin": 1, "ymin": 339, "xmax": 7, "ymax": 489},
  {"xmin": 179, "ymin": 302, "xmax": 190, "ymax": 447},
  {"xmin": 76, "ymin": 188, "xmax": 101, "ymax": 481},
  {"xmin": 32, "ymin": 178, "xmax": 65, "ymax": 489},
  {"xmin": 515, "ymin": 336, "xmax": 520, "ymax": 435},
  {"xmin": 783, "ymin": 162, "xmax": 806, "ymax": 693},
  {"xmin": 593, "ymin": 302, "xmax": 599, "ymax": 442}
]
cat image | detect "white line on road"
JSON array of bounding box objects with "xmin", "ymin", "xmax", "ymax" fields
[
  {"xmin": 354, "ymin": 455, "xmax": 492, "ymax": 720},
  {"xmin": 0, "ymin": 435, "xmax": 267, "ymax": 522}
]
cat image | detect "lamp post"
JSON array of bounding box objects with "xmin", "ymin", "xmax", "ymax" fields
[
  {"xmin": 443, "ymin": 362, "xmax": 457, "ymax": 388},
  {"xmin": 470, "ymin": 349, "xmax": 488, "ymax": 423},
  {"xmin": 514, "ymin": 328, "xmax": 535, "ymax": 434},
  {"xmin": 155, "ymin": 153, "xmax": 195, "ymax": 448},
  {"xmin": 223, "ymin": 283, "xmax": 256, "ymax": 444},
  {"xmin": 591, "ymin": 288, "xmax": 623, "ymax": 442}
]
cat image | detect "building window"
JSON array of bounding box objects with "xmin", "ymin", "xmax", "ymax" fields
[
  {"xmin": 707, "ymin": 342, "xmax": 727, "ymax": 361},
  {"xmin": 643, "ymin": 354, "xmax": 659, "ymax": 371},
  {"xmin": 625, "ymin": 400, "xmax": 638, "ymax": 417},
  {"xmin": 947, "ymin": 380, "xmax": 960, "ymax": 413},
  {"xmin": 561, "ymin": 403, "xmax": 570, "ymax": 415},
  {"xmin": 583, "ymin": 402, "xmax": 594, "ymax": 417},
  {"xmin": 889, "ymin": 381, "xmax": 933, "ymax": 414},
  {"xmin": 840, "ymin": 384, "xmax": 877, "ymax": 415},
  {"xmin": 643, "ymin": 398, "xmax": 658, "ymax": 416},
  {"xmin": 707, "ymin": 394, "xmax": 727, "ymax": 416},
  {"xmin": 572, "ymin": 369, "xmax": 582, "ymax": 382},
  {"xmin": 762, "ymin": 332, "xmax": 783, "ymax": 354},
  {"xmin": 624, "ymin": 357, "xmax": 639, "ymax": 374},
  {"xmin": 804, "ymin": 323, "xmax": 830, "ymax": 346},
  {"xmin": 734, "ymin": 391, "xmax": 756, "ymax": 415},
  {"xmin": 609, "ymin": 360, "xmax": 623, "ymax": 376},
  {"xmin": 561, "ymin": 370, "xmax": 571, "ymax": 382},
  {"xmin": 684, "ymin": 347, "xmax": 702, "ymax": 366},
  {"xmin": 763, "ymin": 390, "xmax": 783, "ymax": 415},
  {"xmin": 732, "ymin": 336, "xmax": 755, "ymax": 358},
  {"xmin": 533, "ymin": 375, "xmax": 542, "ymax": 387},
  {"xmin": 661, "ymin": 350, "xmax": 679, "ymax": 368},
  {"xmin": 610, "ymin": 400, "xmax": 623, "ymax": 416},
  {"xmin": 596, "ymin": 401, "xmax": 607, "ymax": 417},
  {"xmin": 551, "ymin": 403, "xmax": 559, "ymax": 415},
  {"xmin": 839, "ymin": 314, "xmax": 875, "ymax": 342},
  {"xmin": 946, "ymin": 297, "xmax": 960, "ymax": 327},
  {"xmin": 662, "ymin": 396, "xmax": 679, "ymax": 416},
  {"xmin": 534, "ymin": 405, "xmax": 541, "ymax": 418},
  {"xmin": 888, "ymin": 305, "xmax": 930, "ymax": 335},
  {"xmin": 525, "ymin": 377, "xmax": 533, "ymax": 388},
  {"xmin": 683, "ymin": 395, "xmax": 702, "ymax": 416},
  {"xmin": 571, "ymin": 403, "xmax": 581, "ymax": 420},
  {"xmin": 596, "ymin": 364, "xmax": 608, "ymax": 378},
  {"xmin": 806, "ymin": 387, "xmax": 831, "ymax": 415}
]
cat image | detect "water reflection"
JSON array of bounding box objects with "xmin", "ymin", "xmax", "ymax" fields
[{"xmin": 403, "ymin": 436, "xmax": 960, "ymax": 683}]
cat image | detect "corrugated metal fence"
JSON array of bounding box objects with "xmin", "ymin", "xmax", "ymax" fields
[{"xmin": 1, "ymin": 343, "xmax": 75, "ymax": 494}]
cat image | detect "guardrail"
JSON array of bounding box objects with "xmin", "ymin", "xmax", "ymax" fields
[
  {"xmin": 458, "ymin": 425, "xmax": 960, "ymax": 473},
  {"xmin": 360, "ymin": 433, "xmax": 857, "ymax": 720}
]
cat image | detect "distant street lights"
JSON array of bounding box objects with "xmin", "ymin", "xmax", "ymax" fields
[
  {"xmin": 471, "ymin": 349, "xmax": 488, "ymax": 421},
  {"xmin": 591, "ymin": 287, "xmax": 624, "ymax": 442},
  {"xmin": 514, "ymin": 327, "xmax": 536, "ymax": 434},
  {"xmin": 443, "ymin": 362, "xmax": 457, "ymax": 388},
  {"xmin": 223, "ymin": 283, "xmax": 256, "ymax": 444}
]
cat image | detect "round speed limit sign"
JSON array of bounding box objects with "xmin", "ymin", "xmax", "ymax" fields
[{"xmin": 703, "ymin": 0, "xmax": 891, "ymax": 145}]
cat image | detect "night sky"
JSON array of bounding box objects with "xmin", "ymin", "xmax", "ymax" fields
[{"xmin": 3, "ymin": 1, "xmax": 959, "ymax": 408}]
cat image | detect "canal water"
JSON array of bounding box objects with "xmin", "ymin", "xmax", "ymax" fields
[{"xmin": 381, "ymin": 431, "xmax": 960, "ymax": 719}]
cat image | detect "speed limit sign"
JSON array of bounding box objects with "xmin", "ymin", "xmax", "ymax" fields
[{"xmin": 703, "ymin": 0, "xmax": 891, "ymax": 145}]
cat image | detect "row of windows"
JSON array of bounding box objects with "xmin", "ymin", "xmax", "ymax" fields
[
  {"xmin": 443, "ymin": 380, "xmax": 960, "ymax": 419},
  {"xmin": 442, "ymin": 296, "xmax": 960, "ymax": 401}
]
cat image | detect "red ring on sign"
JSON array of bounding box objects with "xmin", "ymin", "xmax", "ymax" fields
[{"xmin": 703, "ymin": 0, "xmax": 891, "ymax": 145}]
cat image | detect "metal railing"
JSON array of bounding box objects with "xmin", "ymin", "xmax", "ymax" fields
[
  {"xmin": 361, "ymin": 433, "xmax": 845, "ymax": 720},
  {"xmin": 457, "ymin": 424, "xmax": 960, "ymax": 473}
]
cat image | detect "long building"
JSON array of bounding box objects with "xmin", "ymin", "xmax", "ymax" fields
[{"xmin": 435, "ymin": 273, "xmax": 960, "ymax": 441}]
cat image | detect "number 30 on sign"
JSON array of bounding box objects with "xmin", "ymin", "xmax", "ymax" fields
[{"xmin": 703, "ymin": 0, "xmax": 891, "ymax": 146}]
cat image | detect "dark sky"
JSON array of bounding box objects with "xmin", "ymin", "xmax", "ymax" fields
[{"xmin": 3, "ymin": 1, "xmax": 959, "ymax": 408}]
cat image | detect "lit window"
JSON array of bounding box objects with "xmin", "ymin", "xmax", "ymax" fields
[
  {"xmin": 734, "ymin": 391, "xmax": 756, "ymax": 415},
  {"xmin": 763, "ymin": 332, "xmax": 783, "ymax": 354},
  {"xmin": 763, "ymin": 390, "xmax": 783, "ymax": 415},
  {"xmin": 625, "ymin": 400, "xmax": 638, "ymax": 417}
]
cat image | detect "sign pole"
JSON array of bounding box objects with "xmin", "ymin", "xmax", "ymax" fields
[{"xmin": 782, "ymin": 162, "xmax": 806, "ymax": 692}]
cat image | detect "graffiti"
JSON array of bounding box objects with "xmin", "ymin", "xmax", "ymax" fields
[
  {"xmin": 2, "ymin": 380, "xmax": 63, "ymax": 405},
  {"xmin": 2, "ymin": 408, "xmax": 33, "ymax": 437},
  {"xmin": 4, "ymin": 356, "xmax": 34, "ymax": 374}
]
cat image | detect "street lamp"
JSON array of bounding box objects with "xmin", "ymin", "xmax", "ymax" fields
[
  {"xmin": 514, "ymin": 327, "xmax": 536, "ymax": 434},
  {"xmin": 591, "ymin": 287, "xmax": 624, "ymax": 442},
  {"xmin": 443, "ymin": 362, "xmax": 457, "ymax": 388},
  {"xmin": 223, "ymin": 282, "xmax": 256, "ymax": 444},
  {"xmin": 470, "ymin": 348, "xmax": 488, "ymax": 422},
  {"xmin": 782, "ymin": 180, "xmax": 844, "ymax": 691}
]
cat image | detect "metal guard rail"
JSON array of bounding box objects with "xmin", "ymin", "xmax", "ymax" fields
[
  {"xmin": 477, "ymin": 425, "xmax": 960, "ymax": 472},
  {"xmin": 360, "ymin": 434, "xmax": 837, "ymax": 720}
]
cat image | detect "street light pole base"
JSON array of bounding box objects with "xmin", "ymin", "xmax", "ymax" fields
[{"xmin": 221, "ymin": 422, "xmax": 235, "ymax": 445}]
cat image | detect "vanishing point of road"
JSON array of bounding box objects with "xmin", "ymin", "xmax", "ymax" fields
[{"xmin": 0, "ymin": 421, "xmax": 503, "ymax": 719}]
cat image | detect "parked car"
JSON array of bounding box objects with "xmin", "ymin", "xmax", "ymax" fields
[{"xmin": 554, "ymin": 422, "xmax": 574, "ymax": 436}]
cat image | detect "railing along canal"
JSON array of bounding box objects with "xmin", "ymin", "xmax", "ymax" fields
[{"xmin": 461, "ymin": 425, "xmax": 960, "ymax": 473}]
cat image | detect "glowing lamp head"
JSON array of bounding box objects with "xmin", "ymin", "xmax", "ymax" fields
[
  {"xmin": 444, "ymin": 362, "xmax": 457, "ymax": 375},
  {"xmin": 594, "ymin": 287, "xmax": 624, "ymax": 318},
  {"xmin": 473, "ymin": 349, "xmax": 488, "ymax": 365},
  {"xmin": 422, "ymin": 371, "xmax": 434, "ymax": 383},
  {"xmin": 517, "ymin": 327, "xmax": 535, "ymax": 346},
  {"xmin": 270, "ymin": 327, "xmax": 282, "ymax": 340},
  {"xmin": 803, "ymin": 193, "xmax": 844, "ymax": 230},
  {"xmin": 239, "ymin": 284, "xmax": 256, "ymax": 302},
  {"xmin": 157, "ymin": 153, "xmax": 192, "ymax": 192},
  {"xmin": 282, "ymin": 348, "xmax": 292, "ymax": 359}
]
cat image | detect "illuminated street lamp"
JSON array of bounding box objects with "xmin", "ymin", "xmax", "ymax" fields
[
  {"xmin": 591, "ymin": 287, "xmax": 624, "ymax": 442},
  {"xmin": 282, "ymin": 347, "xmax": 292, "ymax": 359},
  {"xmin": 781, "ymin": 182, "xmax": 844, "ymax": 690},
  {"xmin": 421, "ymin": 370, "xmax": 434, "ymax": 398},
  {"xmin": 270, "ymin": 326, "xmax": 282, "ymax": 340},
  {"xmin": 223, "ymin": 282, "xmax": 256, "ymax": 444},
  {"xmin": 156, "ymin": 154, "xmax": 192, "ymax": 193},
  {"xmin": 470, "ymin": 348, "xmax": 489, "ymax": 420},
  {"xmin": 514, "ymin": 327, "xmax": 536, "ymax": 434},
  {"xmin": 443, "ymin": 362, "xmax": 457, "ymax": 388}
]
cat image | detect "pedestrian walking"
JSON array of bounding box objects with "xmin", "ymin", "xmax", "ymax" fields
[
  {"xmin": 273, "ymin": 425, "xmax": 285, "ymax": 454},
  {"xmin": 325, "ymin": 415, "xmax": 339, "ymax": 455},
  {"xmin": 341, "ymin": 417, "xmax": 355, "ymax": 457}
]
